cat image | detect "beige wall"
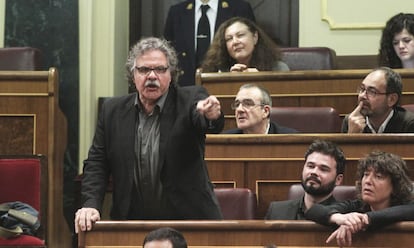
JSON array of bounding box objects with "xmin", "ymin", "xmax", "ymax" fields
[
  {"xmin": 78, "ymin": 0, "xmax": 129, "ymax": 171},
  {"xmin": 0, "ymin": 0, "xmax": 5, "ymax": 47},
  {"xmin": 299, "ymin": 0, "xmax": 414, "ymax": 55},
  {"xmin": 0, "ymin": 1, "xmax": 130, "ymax": 171}
]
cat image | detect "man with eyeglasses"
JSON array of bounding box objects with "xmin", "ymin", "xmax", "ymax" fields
[
  {"xmin": 342, "ymin": 67, "xmax": 414, "ymax": 133},
  {"xmin": 75, "ymin": 37, "xmax": 224, "ymax": 234},
  {"xmin": 223, "ymin": 83, "xmax": 297, "ymax": 134}
]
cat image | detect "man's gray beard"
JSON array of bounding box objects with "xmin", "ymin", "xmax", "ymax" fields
[{"xmin": 360, "ymin": 108, "xmax": 370, "ymax": 117}]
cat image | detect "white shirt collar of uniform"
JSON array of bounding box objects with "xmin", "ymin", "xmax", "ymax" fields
[
  {"xmin": 195, "ymin": 0, "xmax": 218, "ymax": 21},
  {"xmin": 195, "ymin": 0, "xmax": 218, "ymax": 11},
  {"xmin": 366, "ymin": 109, "xmax": 394, "ymax": 133}
]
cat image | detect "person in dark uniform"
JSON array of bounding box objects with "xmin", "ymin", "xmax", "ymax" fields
[{"xmin": 164, "ymin": 0, "xmax": 255, "ymax": 86}]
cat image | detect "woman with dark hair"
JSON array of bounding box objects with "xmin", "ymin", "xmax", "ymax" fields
[
  {"xmin": 305, "ymin": 150, "xmax": 414, "ymax": 247},
  {"xmin": 201, "ymin": 16, "xmax": 289, "ymax": 73},
  {"xmin": 379, "ymin": 13, "xmax": 414, "ymax": 68}
]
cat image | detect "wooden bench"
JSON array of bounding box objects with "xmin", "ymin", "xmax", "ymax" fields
[
  {"xmin": 196, "ymin": 69, "xmax": 414, "ymax": 130},
  {"xmin": 205, "ymin": 134, "xmax": 414, "ymax": 218},
  {"xmin": 95, "ymin": 134, "xmax": 414, "ymax": 220},
  {"xmin": 0, "ymin": 68, "xmax": 70, "ymax": 247},
  {"xmin": 78, "ymin": 220, "xmax": 414, "ymax": 247}
]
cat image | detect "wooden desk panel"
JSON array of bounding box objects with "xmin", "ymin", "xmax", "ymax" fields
[
  {"xmin": 196, "ymin": 69, "xmax": 414, "ymax": 129},
  {"xmin": 95, "ymin": 134, "xmax": 414, "ymax": 221},
  {"xmin": 0, "ymin": 69, "xmax": 70, "ymax": 247},
  {"xmin": 78, "ymin": 220, "xmax": 414, "ymax": 247},
  {"xmin": 205, "ymin": 134, "xmax": 414, "ymax": 217}
]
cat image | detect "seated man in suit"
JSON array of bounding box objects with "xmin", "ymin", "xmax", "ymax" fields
[
  {"xmin": 265, "ymin": 139, "xmax": 346, "ymax": 220},
  {"xmin": 342, "ymin": 67, "xmax": 414, "ymax": 133},
  {"xmin": 223, "ymin": 83, "xmax": 297, "ymax": 134}
]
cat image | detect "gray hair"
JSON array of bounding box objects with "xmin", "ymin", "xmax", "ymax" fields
[
  {"xmin": 125, "ymin": 37, "xmax": 180, "ymax": 85},
  {"xmin": 239, "ymin": 83, "xmax": 272, "ymax": 106}
]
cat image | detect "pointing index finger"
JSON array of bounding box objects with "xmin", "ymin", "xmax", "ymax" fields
[{"xmin": 351, "ymin": 101, "xmax": 364, "ymax": 116}]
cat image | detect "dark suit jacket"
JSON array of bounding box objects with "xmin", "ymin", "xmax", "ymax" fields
[
  {"xmin": 164, "ymin": 0, "xmax": 255, "ymax": 86},
  {"xmin": 341, "ymin": 106, "xmax": 414, "ymax": 133},
  {"xmin": 81, "ymin": 84, "xmax": 224, "ymax": 220},
  {"xmin": 223, "ymin": 121, "xmax": 298, "ymax": 134},
  {"xmin": 265, "ymin": 195, "xmax": 337, "ymax": 220}
]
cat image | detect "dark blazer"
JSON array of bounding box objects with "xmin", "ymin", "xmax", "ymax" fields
[
  {"xmin": 81, "ymin": 84, "xmax": 224, "ymax": 220},
  {"xmin": 223, "ymin": 121, "xmax": 298, "ymax": 134},
  {"xmin": 164, "ymin": 0, "xmax": 255, "ymax": 86},
  {"xmin": 265, "ymin": 195, "xmax": 337, "ymax": 220},
  {"xmin": 341, "ymin": 106, "xmax": 414, "ymax": 133}
]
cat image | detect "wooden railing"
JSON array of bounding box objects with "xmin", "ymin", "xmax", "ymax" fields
[{"xmin": 78, "ymin": 220, "xmax": 414, "ymax": 247}]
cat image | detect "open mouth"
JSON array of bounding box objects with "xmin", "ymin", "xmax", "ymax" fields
[
  {"xmin": 237, "ymin": 118, "xmax": 247, "ymax": 124},
  {"xmin": 237, "ymin": 114, "xmax": 247, "ymax": 120},
  {"xmin": 362, "ymin": 188, "xmax": 374, "ymax": 195}
]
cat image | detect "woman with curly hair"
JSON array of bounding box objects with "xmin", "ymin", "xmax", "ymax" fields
[
  {"xmin": 201, "ymin": 16, "xmax": 289, "ymax": 73},
  {"xmin": 379, "ymin": 13, "xmax": 414, "ymax": 68},
  {"xmin": 305, "ymin": 150, "xmax": 414, "ymax": 247}
]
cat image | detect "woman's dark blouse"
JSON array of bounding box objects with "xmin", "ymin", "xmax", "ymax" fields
[{"xmin": 305, "ymin": 199, "xmax": 414, "ymax": 230}]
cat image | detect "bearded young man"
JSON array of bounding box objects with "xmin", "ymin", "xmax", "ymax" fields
[{"xmin": 265, "ymin": 139, "xmax": 346, "ymax": 220}]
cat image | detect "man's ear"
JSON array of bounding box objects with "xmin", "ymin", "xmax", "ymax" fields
[
  {"xmin": 263, "ymin": 105, "xmax": 271, "ymax": 119},
  {"xmin": 335, "ymin": 174, "xmax": 343, "ymax": 185},
  {"xmin": 387, "ymin": 93, "xmax": 398, "ymax": 108}
]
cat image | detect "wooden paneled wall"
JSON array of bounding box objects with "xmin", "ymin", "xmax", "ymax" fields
[{"xmin": 78, "ymin": 220, "xmax": 414, "ymax": 247}]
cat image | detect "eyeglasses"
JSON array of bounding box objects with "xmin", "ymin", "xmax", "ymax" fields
[
  {"xmin": 134, "ymin": 66, "xmax": 169, "ymax": 75},
  {"xmin": 357, "ymin": 85, "xmax": 388, "ymax": 98},
  {"xmin": 231, "ymin": 99, "xmax": 265, "ymax": 110}
]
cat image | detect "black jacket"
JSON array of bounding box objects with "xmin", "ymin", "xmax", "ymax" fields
[
  {"xmin": 223, "ymin": 121, "xmax": 298, "ymax": 134},
  {"xmin": 305, "ymin": 199, "xmax": 414, "ymax": 230},
  {"xmin": 342, "ymin": 106, "xmax": 414, "ymax": 133},
  {"xmin": 265, "ymin": 195, "xmax": 337, "ymax": 220},
  {"xmin": 81, "ymin": 84, "xmax": 224, "ymax": 220}
]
